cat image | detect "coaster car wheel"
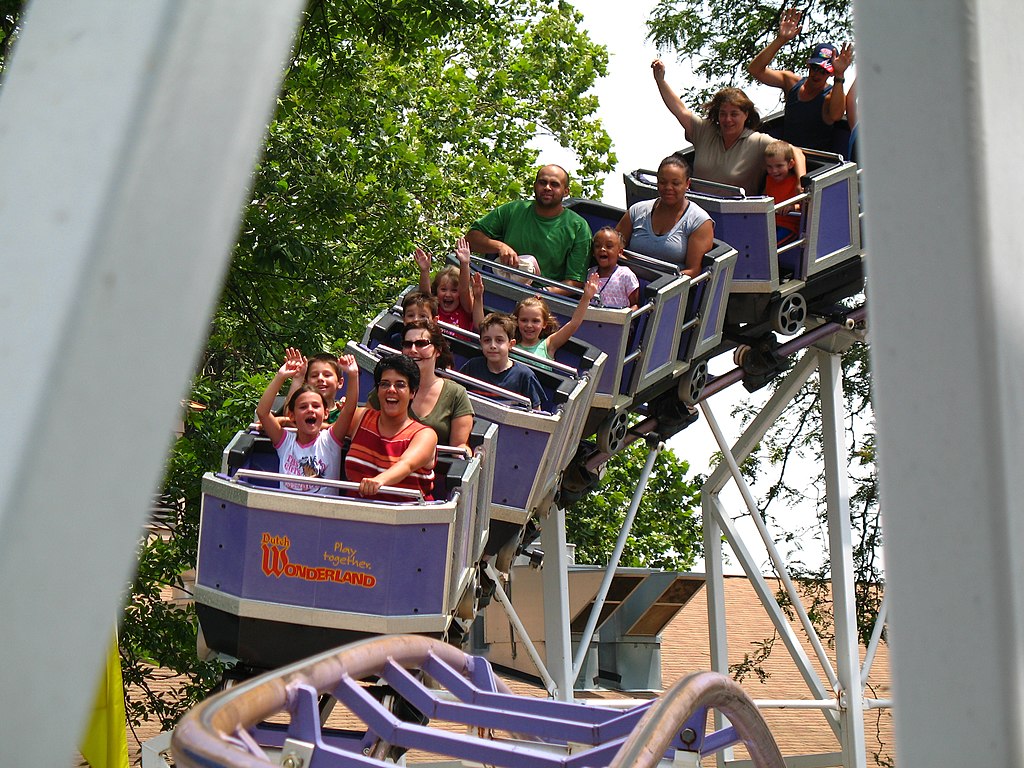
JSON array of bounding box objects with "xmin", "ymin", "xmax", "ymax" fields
[
  {"xmin": 455, "ymin": 577, "xmax": 478, "ymax": 621},
  {"xmin": 596, "ymin": 410, "xmax": 631, "ymax": 454},
  {"xmin": 493, "ymin": 530, "xmax": 522, "ymax": 574},
  {"xmin": 770, "ymin": 292, "xmax": 807, "ymax": 335},
  {"xmin": 678, "ymin": 360, "xmax": 708, "ymax": 406}
]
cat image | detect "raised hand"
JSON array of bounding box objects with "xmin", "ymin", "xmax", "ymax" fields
[
  {"xmin": 778, "ymin": 8, "xmax": 802, "ymax": 42},
  {"xmin": 583, "ymin": 271, "xmax": 600, "ymax": 302},
  {"xmin": 455, "ymin": 236, "xmax": 471, "ymax": 266},
  {"xmin": 281, "ymin": 347, "xmax": 307, "ymax": 379},
  {"xmin": 651, "ymin": 58, "xmax": 667, "ymax": 82},
  {"xmin": 413, "ymin": 247, "xmax": 431, "ymax": 275},
  {"xmin": 471, "ymin": 271, "xmax": 485, "ymax": 302},
  {"xmin": 337, "ymin": 353, "xmax": 359, "ymax": 382},
  {"xmin": 833, "ymin": 43, "xmax": 854, "ymax": 77}
]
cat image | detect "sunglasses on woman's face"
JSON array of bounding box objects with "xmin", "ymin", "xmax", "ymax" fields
[{"xmin": 401, "ymin": 339, "xmax": 433, "ymax": 350}]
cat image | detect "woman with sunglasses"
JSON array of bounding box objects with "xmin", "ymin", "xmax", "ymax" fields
[
  {"xmin": 368, "ymin": 320, "xmax": 474, "ymax": 453},
  {"xmin": 344, "ymin": 354, "xmax": 437, "ymax": 501}
]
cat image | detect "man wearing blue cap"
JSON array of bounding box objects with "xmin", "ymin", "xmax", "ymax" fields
[{"xmin": 748, "ymin": 8, "xmax": 853, "ymax": 152}]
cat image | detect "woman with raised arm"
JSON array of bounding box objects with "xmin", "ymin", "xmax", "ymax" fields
[
  {"xmin": 616, "ymin": 155, "xmax": 715, "ymax": 278},
  {"xmin": 651, "ymin": 59, "xmax": 805, "ymax": 195}
]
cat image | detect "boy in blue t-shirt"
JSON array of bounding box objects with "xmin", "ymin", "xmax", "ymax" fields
[{"xmin": 459, "ymin": 312, "xmax": 545, "ymax": 409}]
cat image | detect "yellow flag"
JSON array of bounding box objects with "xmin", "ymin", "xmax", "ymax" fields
[{"xmin": 80, "ymin": 634, "xmax": 130, "ymax": 768}]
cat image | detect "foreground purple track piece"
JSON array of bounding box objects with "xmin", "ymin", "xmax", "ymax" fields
[{"xmin": 172, "ymin": 635, "xmax": 785, "ymax": 768}]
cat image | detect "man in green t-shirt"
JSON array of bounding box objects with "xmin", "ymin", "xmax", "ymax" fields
[{"xmin": 467, "ymin": 165, "xmax": 592, "ymax": 296}]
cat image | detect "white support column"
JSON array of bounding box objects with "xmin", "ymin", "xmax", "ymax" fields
[
  {"xmin": 856, "ymin": 0, "xmax": 1024, "ymax": 764},
  {"xmin": 703, "ymin": 489, "xmax": 729, "ymax": 677},
  {"xmin": 701, "ymin": 407, "xmax": 841, "ymax": 737},
  {"xmin": 702, "ymin": 489, "xmax": 732, "ymax": 751},
  {"xmin": 817, "ymin": 350, "xmax": 866, "ymax": 768},
  {"xmin": 541, "ymin": 507, "xmax": 574, "ymax": 701},
  {"xmin": 700, "ymin": 353, "xmax": 819, "ymax": 712},
  {"xmin": 0, "ymin": 2, "xmax": 304, "ymax": 764}
]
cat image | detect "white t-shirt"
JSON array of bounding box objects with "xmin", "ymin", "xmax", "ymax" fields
[{"xmin": 274, "ymin": 429, "xmax": 344, "ymax": 495}]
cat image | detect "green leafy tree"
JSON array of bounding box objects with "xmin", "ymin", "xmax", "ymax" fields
[
  {"xmin": 115, "ymin": 0, "xmax": 617, "ymax": 735},
  {"xmin": 214, "ymin": 0, "xmax": 614, "ymax": 373},
  {"xmin": 647, "ymin": 0, "xmax": 853, "ymax": 103},
  {"xmin": 567, "ymin": 441, "xmax": 702, "ymax": 571}
]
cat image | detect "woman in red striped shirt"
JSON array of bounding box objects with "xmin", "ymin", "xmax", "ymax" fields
[{"xmin": 343, "ymin": 354, "xmax": 437, "ymax": 501}]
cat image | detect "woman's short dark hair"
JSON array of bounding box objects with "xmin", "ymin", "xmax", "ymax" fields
[
  {"xmin": 403, "ymin": 319, "xmax": 453, "ymax": 369},
  {"xmin": 373, "ymin": 354, "xmax": 421, "ymax": 393},
  {"xmin": 657, "ymin": 154, "xmax": 692, "ymax": 182},
  {"xmin": 705, "ymin": 87, "xmax": 761, "ymax": 131}
]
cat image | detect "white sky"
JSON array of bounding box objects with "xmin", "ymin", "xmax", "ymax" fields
[{"xmin": 536, "ymin": 0, "xmax": 836, "ymax": 574}]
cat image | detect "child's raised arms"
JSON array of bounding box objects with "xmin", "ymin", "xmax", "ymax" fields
[
  {"xmin": 256, "ymin": 353, "xmax": 307, "ymax": 447},
  {"xmin": 415, "ymin": 247, "xmax": 433, "ymax": 295},
  {"xmin": 281, "ymin": 346, "xmax": 309, "ymax": 404},
  {"xmin": 471, "ymin": 270, "xmax": 486, "ymax": 330},
  {"xmin": 330, "ymin": 354, "xmax": 360, "ymax": 440},
  {"xmin": 538, "ymin": 272, "xmax": 599, "ymax": 356},
  {"xmin": 416, "ymin": 239, "xmax": 475, "ymax": 315},
  {"xmin": 454, "ymin": 236, "xmax": 474, "ymax": 315}
]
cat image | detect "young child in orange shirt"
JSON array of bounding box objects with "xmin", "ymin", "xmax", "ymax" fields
[{"xmin": 764, "ymin": 140, "xmax": 802, "ymax": 245}]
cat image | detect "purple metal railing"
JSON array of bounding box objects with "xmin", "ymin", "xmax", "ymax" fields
[{"xmin": 171, "ymin": 635, "xmax": 784, "ymax": 768}]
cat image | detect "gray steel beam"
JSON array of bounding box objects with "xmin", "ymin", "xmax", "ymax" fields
[
  {"xmin": 817, "ymin": 350, "xmax": 867, "ymax": 767},
  {"xmin": 857, "ymin": 0, "xmax": 1024, "ymax": 763},
  {"xmin": 0, "ymin": 2, "xmax": 304, "ymax": 763}
]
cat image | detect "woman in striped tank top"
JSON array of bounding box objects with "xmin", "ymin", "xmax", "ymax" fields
[{"xmin": 344, "ymin": 354, "xmax": 437, "ymax": 501}]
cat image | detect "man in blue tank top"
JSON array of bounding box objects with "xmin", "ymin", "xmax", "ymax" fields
[
  {"xmin": 747, "ymin": 8, "xmax": 853, "ymax": 153},
  {"xmin": 467, "ymin": 164, "xmax": 591, "ymax": 297}
]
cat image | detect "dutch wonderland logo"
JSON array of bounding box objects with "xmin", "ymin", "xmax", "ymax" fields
[{"xmin": 260, "ymin": 533, "xmax": 376, "ymax": 588}]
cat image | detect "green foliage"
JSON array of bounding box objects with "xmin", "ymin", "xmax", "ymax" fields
[
  {"xmin": 120, "ymin": 373, "xmax": 268, "ymax": 732},
  {"xmin": 0, "ymin": 0, "xmax": 24, "ymax": 74},
  {"xmin": 646, "ymin": 0, "xmax": 853, "ymax": 104},
  {"xmin": 220, "ymin": 0, "xmax": 615, "ymax": 373},
  {"xmin": 566, "ymin": 441, "xmax": 702, "ymax": 571},
  {"xmin": 116, "ymin": 0, "xmax": 616, "ymax": 733},
  {"xmin": 729, "ymin": 629, "xmax": 777, "ymax": 683}
]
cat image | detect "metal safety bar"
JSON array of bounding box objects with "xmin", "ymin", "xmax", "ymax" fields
[
  {"xmin": 634, "ymin": 168, "xmax": 749, "ymax": 198},
  {"xmin": 622, "ymin": 248, "xmax": 681, "ymax": 275},
  {"xmin": 468, "ymin": 253, "xmax": 591, "ymax": 299},
  {"xmin": 231, "ymin": 469, "xmax": 425, "ymax": 503},
  {"xmin": 440, "ymin": 368, "xmax": 534, "ymax": 408},
  {"xmin": 375, "ymin": 339, "xmax": 572, "ymax": 397}
]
